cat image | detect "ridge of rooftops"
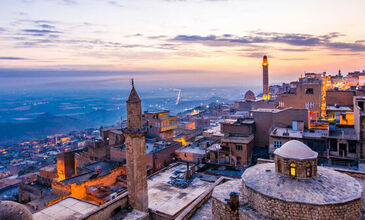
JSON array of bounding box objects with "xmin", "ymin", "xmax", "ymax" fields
[
  {"xmin": 221, "ymin": 118, "xmax": 254, "ymax": 125},
  {"xmin": 119, "ymin": 139, "xmax": 180, "ymax": 154}
]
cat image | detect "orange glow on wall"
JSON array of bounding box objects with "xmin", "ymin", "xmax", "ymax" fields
[
  {"xmin": 262, "ymin": 57, "xmax": 268, "ymax": 66},
  {"xmin": 174, "ymin": 137, "xmax": 190, "ymax": 146},
  {"xmin": 309, "ymin": 122, "xmax": 329, "ymax": 130},
  {"xmin": 340, "ymin": 112, "xmax": 354, "ymax": 125},
  {"xmin": 61, "ymin": 137, "xmax": 71, "ymax": 142}
]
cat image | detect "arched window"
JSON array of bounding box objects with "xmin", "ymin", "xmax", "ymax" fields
[
  {"xmin": 290, "ymin": 162, "xmax": 296, "ymax": 177},
  {"xmin": 306, "ymin": 163, "xmax": 312, "ymax": 177}
]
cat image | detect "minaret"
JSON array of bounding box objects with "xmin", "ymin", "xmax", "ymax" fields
[
  {"xmin": 123, "ymin": 79, "xmax": 148, "ymax": 212},
  {"xmin": 262, "ymin": 55, "xmax": 270, "ymax": 100}
]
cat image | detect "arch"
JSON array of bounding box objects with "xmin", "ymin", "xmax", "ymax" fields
[
  {"xmin": 306, "ymin": 163, "xmax": 312, "ymax": 177},
  {"xmin": 290, "ymin": 162, "xmax": 296, "ymax": 177}
]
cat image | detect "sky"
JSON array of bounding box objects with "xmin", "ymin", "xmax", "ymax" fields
[{"xmin": 0, "ymin": 0, "xmax": 365, "ymax": 88}]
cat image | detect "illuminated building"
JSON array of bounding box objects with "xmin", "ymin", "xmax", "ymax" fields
[
  {"xmin": 143, "ymin": 110, "xmax": 178, "ymax": 140},
  {"xmin": 262, "ymin": 55, "xmax": 270, "ymax": 100},
  {"xmin": 56, "ymin": 151, "xmax": 77, "ymax": 181}
]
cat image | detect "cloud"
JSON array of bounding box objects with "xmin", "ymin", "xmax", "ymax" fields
[
  {"xmin": 147, "ymin": 35, "xmax": 168, "ymax": 40},
  {"xmin": 171, "ymin": 31, "xmax": 365, "ymax": 52},
  {"xmin": 62, "ymin": 0, "xmax": 77, "ymax": 5},
  {"xmin": 108, "ymin": 1, "xmax": 123, "ymax": 7},
  {"xmin": 39, "ymin": 24, "xmax": 56, "ymax": 29},
  {"xmin": 22, "ymin": 29, "xmax": 61, "ymax": 34},
  {"xmin": 0, "ymin": 57, "xmax": 27, "ymax": 60},
  {"xmin": 326, "ymin": 42, "xmax": 365, "ymax": 52}
]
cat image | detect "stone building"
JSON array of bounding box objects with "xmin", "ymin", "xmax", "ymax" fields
[
  {"xmin": 244, "ymin": 90, "xmax": 256, "ymax": 101},
  {"xmin": 211, "ymin": 140, "xmax": 363, "ymax": 219},
  {"xmin": 56, "ymin": 150, "xmax": 79, "ymax": 181},
  {"xmin": 354, "ymin": 96, "xmax": 365, "ymax": 159},
  {"xmin": 327, "ymin": 89, "xmax": 355, "ymax": 106},
  {"xmin": 143, "ymin": 110, "xmax": 178, "ymax": 140},
  {"xmin": 52, "ymin": 161, "xmax": 126, "ymax": 205},
  {"xmin": 279, "ymin": 73, "xmax": 325, "ymax": 120},
  {"xmin": 210, "ymin": 118, "xmax": 255, "ymax": 167},
  {"xmin": 252, "ymin": 108, "xmax": 309, "ymax": 149},
  {"xmin": 122, "ymin": 81, "xmax": 148, "ymax": 212}
]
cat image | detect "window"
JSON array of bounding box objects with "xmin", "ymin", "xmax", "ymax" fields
[
  {"xmin": 279, "ymin": 101, "xmax": 284, "ymax": 108},
  {"xmin": 236, "ymin": 145, "xmax": 243, "ymax": 151},
  {"xmin": 330, "ymin": 139, "xmax": 337, "ymax": 152},
  {"xmin": 290, "ymin": 163, "xmax": 296, "ymax": 177},
  {"xmin": 306, "ymin": 163, "xmax": 312, "ymax": 177},
  {"xmin": 305, "ymin": 88, "xmax": 314, "ymax": 94},
  {"xmin": 349, "ymin": 141, "xmax": 357, "ymax": 154},
  {"xmin": 305, "ymin": 102, "xmax": 314, "ymax": 109},
  {"xmin": 273, "ymin": 140, "xmax": 282, "ymax": 149}
]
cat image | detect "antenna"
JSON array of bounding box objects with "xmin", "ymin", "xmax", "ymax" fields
[{"xmin": 130, "ymin": 78, "xmax": 134, "ymax": 87}]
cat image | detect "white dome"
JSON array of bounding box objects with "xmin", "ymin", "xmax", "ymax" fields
[{"xmin": 274, "ymin": 140, "xmax": 317, "ymax": 159}]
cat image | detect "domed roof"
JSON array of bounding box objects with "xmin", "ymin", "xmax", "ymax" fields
[
  {"xmin": 0, "ymin": 201, "xmax": 34, "ymax": 220},
  {"xmin": 244, "ymin": 90, "xmax": 256, "ymax": 101},
  {"xmin": 274, "ymin": 140, "xmax": 317, "ymax": 159}
]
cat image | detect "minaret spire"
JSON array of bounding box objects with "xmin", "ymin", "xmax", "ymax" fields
[
  {"xmin": 123, "ymin": 81, "xmax": 148, "ymax": 212},
  {"xmin": 262, "ymin": 55, "xmax": 270, "ymax": 100}
]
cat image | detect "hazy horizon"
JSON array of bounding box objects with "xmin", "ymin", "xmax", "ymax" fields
[{"xmin": 1, "ymin": 0, "xmax": 365, "ymax": 88}]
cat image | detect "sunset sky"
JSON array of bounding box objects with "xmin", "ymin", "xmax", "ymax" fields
[{"xmin": 1, "ymin": 0, "xmax": 365, "ymax": 87}]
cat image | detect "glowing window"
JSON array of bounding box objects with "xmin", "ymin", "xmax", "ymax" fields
[
  {"xmin": 290, "ymin": 163, "xmax": 296, "ymax": 177},
  {"xmin": 306, "ymin": 163, "xmax": 312, "ymax": 177}
]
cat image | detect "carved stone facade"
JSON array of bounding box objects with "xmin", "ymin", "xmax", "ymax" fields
[{"xmin": 242, "ymin": 184, "xmax": 361, "ymax": 220}]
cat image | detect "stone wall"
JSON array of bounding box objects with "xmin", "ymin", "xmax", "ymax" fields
[
  {"xmin": 81, "ymin": 192, "xmax": 128, "ymax": 220},
  {"xmin": 124, "ymin": 131, "xmax": 148, "ymax": 212},
  {"xmin": 275, "ymin": 155, "xmax": 317, "ymax": 179},
  {"xmin": 242, "ymin": 184, "xmax": 362, "ymax": 220},
  {"xmin": 212, "ymin": 197, "xmax": 240, "ymax": 220},
  {"xmin": 327, "ymin": 90, "xmax": 355, "ymax": 106}
]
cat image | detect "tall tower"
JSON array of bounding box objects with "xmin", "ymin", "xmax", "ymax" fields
[
  {"xmin": 123, "ymin": 80, "xmax": 148, "ymax": 212},
  {"xmin": 262, "ymin": 55, "xmax": 270, "ymax": 100}
]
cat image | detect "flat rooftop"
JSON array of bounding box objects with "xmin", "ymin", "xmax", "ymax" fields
[
  {"xmin": 271, "ymin": 127, "xmax": 303, "ymax": 139},
  {"xmin": 252, "ymin": 108, "xmax": 281, "ymax": 113},
  {"xmin": 326, "ymin": 105, "xmax": 352, "ymax": 111},
  {"xmin": 33, "ymin": 197, "xmax": 97, "ymax": 220},
  {"xmin": 177, "ymin": 146, "xmax": 206, "ymax": 155},
  {"xmin": 148, "ymin": 163, "xmax": 214, "ymax": 218}
]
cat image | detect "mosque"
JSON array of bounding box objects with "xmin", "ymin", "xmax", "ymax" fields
[{"xmin": 212, "ymin": 140, "xmax": 363, "ymax": 219}]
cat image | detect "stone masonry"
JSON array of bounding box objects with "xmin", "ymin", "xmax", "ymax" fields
[{"xmin": 123, "ymin": 82, "xmax": 148, "ymax": 212}]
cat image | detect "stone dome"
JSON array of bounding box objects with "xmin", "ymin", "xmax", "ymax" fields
[
  {"xmin": 244, "ymin": 90, "xmax": 256, "ymax": 101},
  {"xmin": 0, "ymin": 201, "xmax": 34, "ymax": 220},
  {"xmin": 274, "ymin": 140, "xmax": 317, "ymax": 159}
]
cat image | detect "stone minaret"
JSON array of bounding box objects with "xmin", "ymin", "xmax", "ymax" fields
[
  {"xmin": 123, "ymin": 80, "xmax": 148, "ymax": 212},
  {"xmin": 262, "ymin": 55, "xmax": 270, "ymax": 100}
]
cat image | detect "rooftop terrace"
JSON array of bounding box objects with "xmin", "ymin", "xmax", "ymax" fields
[
  {"xmin": 147, "ymin": 163, "xmax": 214, "ymax": 218},
  {"xmin": 33, "ymin": 197, "xmax": 97, "ymax": 220}
]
